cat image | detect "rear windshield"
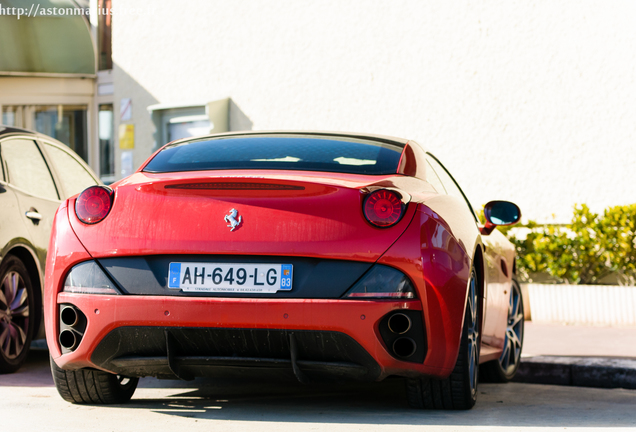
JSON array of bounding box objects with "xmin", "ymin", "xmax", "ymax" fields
[{"xmin": 143, "ymin": 136, "xmax": 404, "ymax": 175}]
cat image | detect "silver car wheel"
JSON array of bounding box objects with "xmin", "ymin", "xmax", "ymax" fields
[
  {"xmin": 498, "ymin": 278, "xmax": 524, "ymax": 374},
  {"xmin": 0, "ymin": 271, "xmax": 30, "ymax": 360},
  {"xmin": 466, "ymin": 267, "xmax": 479, "ymax": 396}
]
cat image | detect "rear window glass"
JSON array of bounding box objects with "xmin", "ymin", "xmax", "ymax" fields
[{"xmin": 143, "ymin": 136, "xmax": 404, "ymax": 175}]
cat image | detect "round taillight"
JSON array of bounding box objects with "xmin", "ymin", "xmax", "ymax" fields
[
  {"xmin": 75, "ymin": 186, "xmax": 113, "ymax": 224},
  {"xmin": 363, "ymin": 189, "xmax": 405, "ymax": 228}
]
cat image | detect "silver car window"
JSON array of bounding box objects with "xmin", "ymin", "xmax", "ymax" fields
[
  {"xmin": 44, "ymin": 143, "xmax": 98, "ymax": 199},
  {"xmin": 426, "ymin": 153, "xmax": 479, "ymax": 223},
  {"xmin": 0, "ymin": 138, "xmax": 59, "ymax": 200}
]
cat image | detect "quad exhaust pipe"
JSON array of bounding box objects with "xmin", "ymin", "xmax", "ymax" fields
[
  {"xmin": 60, "ymin": 306, "xmax": 79, "ymax": 327},
  {"xmin": 385, "ymin": 312, "xmax": 418, "ymax": 359},
  {"xmin": 58, "ymin": 305, "xmax": 86, "ymax": 353},
  {"xmin": 388, "ymin": 313, "xmax": 411, "ymax": 334},
  {"xmin": 379, "ymin": 310, "xmax": 424, "ymax": 362},
  {"xmin": 392, "ymin": 337, "xmax": 417, "ymax": 358},
  {"xmin": 59, "ymin": 329, "xmax": 78, "ymax": 350}
]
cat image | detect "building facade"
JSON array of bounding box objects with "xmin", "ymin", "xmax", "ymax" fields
[{"xmin": 4, "ymin": 1, "xmax": 636, "ymax": 222}]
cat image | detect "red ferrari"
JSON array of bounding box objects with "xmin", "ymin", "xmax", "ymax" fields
[{"xmin": 45, "ymin": 131, "xmax": 524, "ymax": 409}]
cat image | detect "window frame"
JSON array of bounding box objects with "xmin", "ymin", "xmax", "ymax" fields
[
  {"xmin": 0, "ymin": 135, "xmax": 61, "ymax": 202},
  {"xmin": 426, "ymin": 152, "xmax": 480, "ymax": 224},
  {"xmin": 38, "ymin": 138, "xmax": 101, "ymax": 199}
]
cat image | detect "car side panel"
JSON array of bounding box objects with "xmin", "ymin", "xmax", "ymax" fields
[
  {"xmin": 377, "ymin": 204, "xmax": 472, "ymax": 375},
  {"xmin": 481, "ymin": 229, "xmax": 515, "ymax": 351},
  {"xmin": 0, "ymin": 184, "xmax": 28, "ymax": 258},
  {"xmin": 44, "ymin": 200, "xmax": 93, "ymax": 359},
  {"xmin": 12, "ymin": 189, "xmax": 60, "ymax": 275},
  {"xmin": 417, "ymin": 195, "xmax": 481, "ymax": 260}
]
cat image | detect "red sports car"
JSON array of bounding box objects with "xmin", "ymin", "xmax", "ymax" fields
[{"xmin": 45, "ymin": 131, "xmax": 524, "ymax": 409}]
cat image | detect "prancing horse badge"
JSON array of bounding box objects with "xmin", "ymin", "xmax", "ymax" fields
[{"xmin": 224, "ymin": 208, "xmax": 242, "ymax": 231}]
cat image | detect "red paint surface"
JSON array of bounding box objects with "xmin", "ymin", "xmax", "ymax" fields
[{"xmin": 46, "ymin": 151, "xmax": 516, "ymax": 380}]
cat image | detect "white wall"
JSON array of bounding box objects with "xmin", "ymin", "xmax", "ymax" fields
[{"xmin": 113, "ymin": 0, "xmax": 636, "ymax": 222}]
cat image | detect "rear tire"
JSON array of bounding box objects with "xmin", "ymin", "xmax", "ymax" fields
[
  {"xmin": 0, "ymin": 256, "xmax": 35, "ymax": 374},
  {"xmin": 481, "ymin": 276, "xmax": 524, "ymax": 383},
  {"xmin": 406, "ymin": 266, "xmax": 481, "ymax": 410},
  {"xmin": 50, "ymin": 356, "xmax": 138, "ymax": 404}
]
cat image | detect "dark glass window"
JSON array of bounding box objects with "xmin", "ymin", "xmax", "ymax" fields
[
  {"xmin": 98, "ymin": 0, "xmax": 112, "ymax": 70},
  {"xmin": 34, "ymin": 105, "xmax": 88, "ymax": 163},
  {"xmin": 426, "ymin": 153, "xmax": 478, "ymax": 222},
  {"xmin": 143, "ymin": 136, "xmax": 404, "ymax": 175},
  {"xmin": 44, "ymin": 143, "xmax": 98, "ymax": 199},
  {"xmin": 0, "ymin": 139, "xmax": 59, "ymax": 200},
  {"xmin": 98, "ymin": 104, "xmax": 115, "ymax": 182}
]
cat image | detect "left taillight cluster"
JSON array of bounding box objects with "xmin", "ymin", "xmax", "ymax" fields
[
  {"xmin": 63, "ymin": 261, "xmax": 120, "ymax": 295},
  {"xmin": 75, "ymin": 186, "xmax": 113, "ymax": 224}
]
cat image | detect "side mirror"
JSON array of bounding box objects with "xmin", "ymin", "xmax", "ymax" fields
[{"xmin": 480, "ymin": 200, "xmax": 521, "ymax": 235}]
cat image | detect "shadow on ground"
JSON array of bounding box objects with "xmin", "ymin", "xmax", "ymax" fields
[{"xmin": 3, "ymin": 348, "xmax": 636, "ymax": 428}]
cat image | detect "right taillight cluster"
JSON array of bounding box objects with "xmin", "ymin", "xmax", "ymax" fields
[
  {"xmin": 75, "ymin": 186, "xmax": 113, "ymax": 224},
  {"xmin": 363, "ymin": 189, "xmax": 406, "ymax": 228}
]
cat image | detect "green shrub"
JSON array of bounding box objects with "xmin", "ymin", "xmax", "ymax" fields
[{"xmin": 492, "ymin": 204, "xmax": 636, "ymax": 285}]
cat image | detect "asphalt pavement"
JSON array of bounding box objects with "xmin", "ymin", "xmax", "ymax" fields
[
  {"xmin": 17, "ymin": 321, "xmax": 636, "ymax": 391},
  {"xmin": 515, "ymin": 322, "xmax": 636, "ymax": 389},
  {"xmin": 2, "ymin": 350, "xmax": 636, "ymax": 431},
  {"xmin": 1, "ymin": 321, "xmax": 635, "ymax": 431}
]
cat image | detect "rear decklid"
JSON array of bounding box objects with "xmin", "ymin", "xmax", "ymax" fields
[{"xmin": 68, "ymin": 171, "xmax": 418, "ymax": 262}]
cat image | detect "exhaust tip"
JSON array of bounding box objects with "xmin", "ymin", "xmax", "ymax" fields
[
  {"xmin": 393, "ymin": 337, "xmax": 417, "ymax": 358},
  {"xmin": 59, "ymin": 330, "xmax": 78, "ymax": 350},
  {"xmin": 60, "ymin": 306, "xmax": 79, "ymax": 327},
  {"xmin": 388, "ymin": 313, "xmax": 411, "ymax": 334}
]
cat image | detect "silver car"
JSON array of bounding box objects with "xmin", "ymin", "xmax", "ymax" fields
[{"xmin": 0, "ymin": 126, "xmax": 100, "ymax": 373}]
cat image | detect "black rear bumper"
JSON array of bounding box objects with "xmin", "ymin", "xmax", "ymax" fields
[
  {"xmin": 97, "ymin": 255, "xmax": 372, "ymax": 298},
  {"xmin": 90, "ymin": 327, "xmax": 382, "ymax": 382}
]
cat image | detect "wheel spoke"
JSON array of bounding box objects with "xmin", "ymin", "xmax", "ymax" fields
[
  {"xmin": 467, "ymin": 267, "xmax": 479, "ymax": 393},
  {"xmin": 12, "ymin": 321, "xmax": 27, "ymax": 344},
  {"xmin": 0, "ymin": 289, "xmax": 7, "ymax": 310},
  {"xmin": 512, "ymin": 292, "xmax": 520, "ymax": 318},
  {"xmin": 509, "ymin": 329, "xmax": 521, "ymax": 349},
  {"xmin": 471, "ymin": 277, "xmax": 477, "ymax": 326},
  {"xmin": 1, "ymin": 275, "xmax": 12, "ymax": 307},
  {"xmin": 7, "ymin": 323, "xmax": 23, "ymax": 357},
  {"xmin": 499, "ymin": 339, "xmax": 510, "ymax": 369},
  {"xmin": 10, "ymin": 286, "xmax": 29, "ymax": 318},
  {"xmin": 9, "ymin": 287, "xmax": 27, "ymax": 311},
  {"xmin": 468, "ymin": 341, "xmax": 475, "ymax": 383},
  {"xmin": 1, "ymin": 325, "xmax": 11, "ymax": 356},
  {"xmin": 8, "ymin": 272, "xmax": 19, "ymax": 304},
  {"xmin": 11, "ymin": 304, "xmax": 29, "ymax": 318},
  {"xmin": 499, "ymin": 280, "xmax": 524, "ymax": 373}
]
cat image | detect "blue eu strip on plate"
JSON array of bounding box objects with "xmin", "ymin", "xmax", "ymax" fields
[{"xmin": 168, "ymin": 262, "xmax": 181, "ymax": 288}]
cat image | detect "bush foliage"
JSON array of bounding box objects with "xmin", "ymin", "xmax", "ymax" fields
[{"xmin": 498, "ymin": 204, "xmax": 636, "ymax": 285}]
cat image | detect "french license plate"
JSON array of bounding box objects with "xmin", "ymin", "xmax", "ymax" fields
[{"xmin": 167, "ymin": 262, "xmax": 293, "ymax": 293}]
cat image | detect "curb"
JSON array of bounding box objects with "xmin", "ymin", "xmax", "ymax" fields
[{"xmin": 513, "ymin": 356, "xmax": 636, "ymax": 390}]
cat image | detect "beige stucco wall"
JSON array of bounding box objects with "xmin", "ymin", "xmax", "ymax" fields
[
  {"xmin": 112, "ymin": 0, "xmax": 636, "ymax": 222},
  {"xmin": 0, "ymin": 76, "xmax": 97, "ymax": 168}
]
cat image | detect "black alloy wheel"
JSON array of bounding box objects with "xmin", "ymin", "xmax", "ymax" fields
[
  {"xmin": 406, "ymin": 266, "xmax": 481, "ymax": 410},
  {"xmin": 481, "ymin": 276, "xmax": 524, "ymax": 382},
  {"xmin": 0, "ymin": 256, "xmax": 35, "ymax": 374}
]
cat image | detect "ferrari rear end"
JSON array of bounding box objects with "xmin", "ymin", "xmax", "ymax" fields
[{"xmin": 44, "ymin": 132, "xmax": 471, "ymax": 405}]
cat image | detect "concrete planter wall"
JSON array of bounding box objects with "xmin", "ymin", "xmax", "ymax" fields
[{"xmin": 522, "ymin": 283, "xmax": 636, "ymax": 326}]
